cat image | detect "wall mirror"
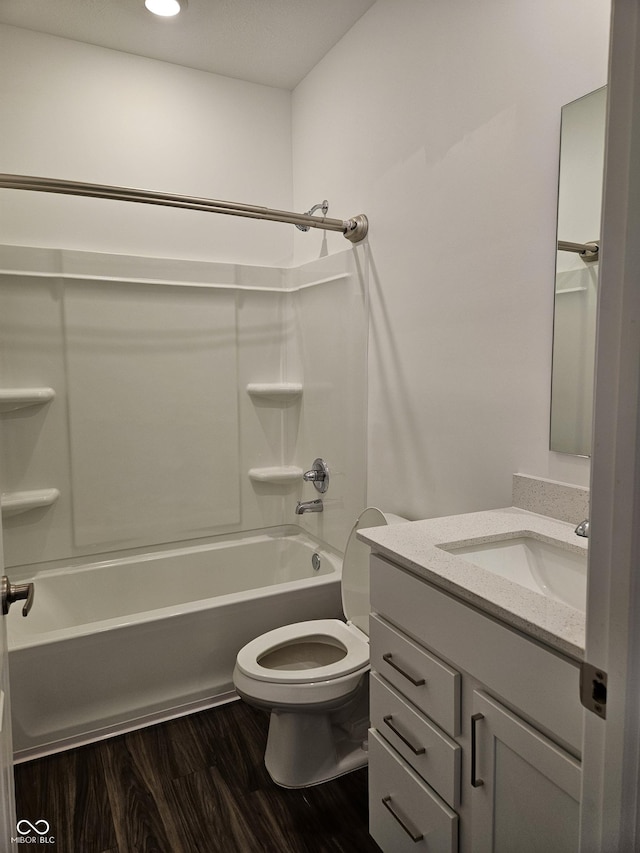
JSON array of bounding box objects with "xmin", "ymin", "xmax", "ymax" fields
[{"xmin": 550, "ymin": 86, "xmax": 607, "ymax": 457}]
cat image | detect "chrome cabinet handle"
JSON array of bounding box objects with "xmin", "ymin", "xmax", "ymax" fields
[
  {"xmin": 471, "ymin": 712, "xmax": 484, "ymax": 787},
  {"xmin": 382, "ymin": 652, "xmax": 426, "ymax": 686},
  {"xmin": 383, "ymin": 714, "xmax": 426, "ymax": 755},
  {"xmin": 1, "ymin": 576, "xmax": 35, "ymax": 617},
  {"xmin": 382, "ymin": 796, "xmax": 424, "ymax": 842}
]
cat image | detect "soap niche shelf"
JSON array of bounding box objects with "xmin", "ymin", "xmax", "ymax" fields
[
  {"xmin": 0, "ymin": 387, "xmax": 55, "ymax": 413},
  {"xmin": 246, "ymin": 383, "xmax": 303, "ymax": 403},
  {"xmin": 246, "ymin": 381, "xmax": 304, "ymax": 489},
  {"xmin": 248, "ymin": 466, "xmax": 303, "ymax": 486},
  {"xmin": 1, "ymin": 488, "xmax": 60, "ymax": 517}
]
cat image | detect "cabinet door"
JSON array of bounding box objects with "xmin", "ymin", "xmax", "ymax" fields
[{"xmin": 470, "ymin": 690, "xmax": 581, "ymax": 853}]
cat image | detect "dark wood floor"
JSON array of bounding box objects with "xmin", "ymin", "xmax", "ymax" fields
[{"xmin": 14, "ymin": 699, "xmax": 382, "ymax": 853}]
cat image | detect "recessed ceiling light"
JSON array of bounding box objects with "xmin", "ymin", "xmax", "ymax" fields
[{"xmin": 144, "ymin": 0, "xmax": 184, "ymax": 17}]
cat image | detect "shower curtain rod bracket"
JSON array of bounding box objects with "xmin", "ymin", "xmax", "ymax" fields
[
  {"xmin": 295, "ymin": 200, "xmax": 329, "ymax": 232},
  {"xmin": 343, "ymin": 215, "xmax": 369, "ymax": 244}
]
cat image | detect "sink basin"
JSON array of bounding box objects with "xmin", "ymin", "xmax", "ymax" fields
[{"xmin": 443, "ymin": 536, "xmax": 587, "ymax": 611}]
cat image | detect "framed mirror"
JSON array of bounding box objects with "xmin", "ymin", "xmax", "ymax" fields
[{"xmin": 550, "ymin": 86, "xmax": 607, "ymax": 457}]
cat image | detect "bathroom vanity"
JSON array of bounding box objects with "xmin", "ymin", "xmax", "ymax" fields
[{"xmin": 358, "ymin": 507, "xmax": 587, "ymax": 853}]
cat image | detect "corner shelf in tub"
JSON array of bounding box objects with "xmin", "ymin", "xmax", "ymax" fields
[
  {"xmin": 1, "ymin": 488, "xmax": 60, "ymax": 517},
  {"xmin": 0, "ymin": 387, "xmax": 55, "ymax": 413},
  {"xmin": 246, "ymin": 383, "xmax": 303, "ymax": 402},
  {"xmin": 248, "ymin": 466, "xmax": 303, "ymax": 485}
]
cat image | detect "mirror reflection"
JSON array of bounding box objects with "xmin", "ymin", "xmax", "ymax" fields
[{"xmin": 550, "ymin": 86, "xmax": 606, "ymax": 457}]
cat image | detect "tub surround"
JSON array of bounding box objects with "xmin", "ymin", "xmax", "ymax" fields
[
  {"xmin": 0, "ymin": 242, "xmax": 367, "ymax": 566},
  {"xmin": 358, "ymin": 507, "xmax": 587, "ymax": 660}
]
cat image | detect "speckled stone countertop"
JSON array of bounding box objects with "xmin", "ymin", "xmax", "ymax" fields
[{"xmin": 358, "ymin": 507, "xmax": 587, "ymax": 661}]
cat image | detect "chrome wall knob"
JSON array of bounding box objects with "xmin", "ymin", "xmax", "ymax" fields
[
  {"xmin": 302, "ymin": 458, "xmax": 329, "ymax": 493},
  {"xmin": 575, "ymin": 519, "xmax": 590, "ymax": 538}
]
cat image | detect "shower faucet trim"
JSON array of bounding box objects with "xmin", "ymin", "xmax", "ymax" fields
[{"xmin": 302, "ymin": 458, "xmax": 329, "ymax": 494}]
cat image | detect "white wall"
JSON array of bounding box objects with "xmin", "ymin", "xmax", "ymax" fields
[
  {"xmin": 292, "ymin": 0, "xmax": 611, "ymax": 519},
  {"xmin": 0, "ymin": 25, "xmax": 293, "ymax": 267}
]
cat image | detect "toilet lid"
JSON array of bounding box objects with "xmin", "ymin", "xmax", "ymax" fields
[{"xmin": 342, "ymin": 507, "xmax": 388, "ymax": 636}]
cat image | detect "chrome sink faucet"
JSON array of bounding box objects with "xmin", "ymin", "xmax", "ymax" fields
[
  {"xmin": 295, "ymin": 499, "xmax": 323, "ymax": 515},
  {"xmin": 575, "ymin": 519, "xmax": 590, "ymax": 538}
]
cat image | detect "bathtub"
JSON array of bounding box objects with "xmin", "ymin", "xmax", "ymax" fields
[{"xmin": 7, "ymin": 526, "xmax": 343, "ymax": 761}]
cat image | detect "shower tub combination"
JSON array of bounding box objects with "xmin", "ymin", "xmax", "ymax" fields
[{"xmin": 7, "ymin": 526, "xmax": 343, "ymax": 761}]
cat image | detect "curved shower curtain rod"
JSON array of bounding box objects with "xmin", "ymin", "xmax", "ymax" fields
[{"xmin": 0, "ymin": 173, "xmax": 369, "ymax": 244}]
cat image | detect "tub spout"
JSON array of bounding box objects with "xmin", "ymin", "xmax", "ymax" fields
[{"xmin": 295, "ymin": 499, "xmax": 323, "ymax": 515}]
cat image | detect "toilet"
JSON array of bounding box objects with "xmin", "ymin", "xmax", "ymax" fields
[{"xmin": 233, "ymin": 507, "xmax": 405, "ymax": 788}]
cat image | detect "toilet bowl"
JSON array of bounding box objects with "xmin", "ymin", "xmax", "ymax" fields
[{"xmin": 233, "ymin": 507, "xmax": 405, "ymax": 788}]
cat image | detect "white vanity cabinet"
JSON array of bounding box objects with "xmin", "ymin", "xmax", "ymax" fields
[{"xmin": 368, "ymin": 554, "xmax": 584, "ymax": 853}]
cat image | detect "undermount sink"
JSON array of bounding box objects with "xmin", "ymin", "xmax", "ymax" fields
[{"xmin": 442, "ymin": 536, "xmax": 587, "ymax": 611}]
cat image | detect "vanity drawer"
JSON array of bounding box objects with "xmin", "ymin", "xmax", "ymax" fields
[
  {"xmin": 370, "ymin": 614, "xmax": 461, "ymax": 737},
  {"xmin": 369, "ymin": 729, "xmax": 458, "ymax": 853},
  {"xmin": 371, "ymin": 673, "xmax": 461, "ymax": 809}
]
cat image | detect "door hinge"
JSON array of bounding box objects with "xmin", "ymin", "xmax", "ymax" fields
[{"xmin": 580, "ymin": 662, "xmax": 607, "ymax": 719}]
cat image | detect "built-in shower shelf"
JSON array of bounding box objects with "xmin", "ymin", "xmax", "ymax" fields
[
  {"xmin": 246, "ymin": 383, "xmax": 303, "ymax": 402},
  {"xmin": 1, "ymin": 488, "xmax": 60, "ymax": 517},
  {"xmin": 248, "ymin": 466, "xmax": 303, "ymax": 485},
  {"xmin": 0, "ymin": 387, "xmax": 55, "ymax": 413}
]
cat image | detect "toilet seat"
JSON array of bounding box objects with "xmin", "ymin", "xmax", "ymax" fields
[{"xmin": 235, "ymin": 618, "xmax": 369, "ymax": 684}]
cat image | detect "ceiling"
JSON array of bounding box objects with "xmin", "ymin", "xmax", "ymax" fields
[{"xmin": 0, "ymin": 0, "xmax": 377, "ymax": 90}]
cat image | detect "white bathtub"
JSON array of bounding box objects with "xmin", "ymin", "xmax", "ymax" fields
[{"xmin": 7, "ymin": 526, "xmax": 343, "ymax": 761}]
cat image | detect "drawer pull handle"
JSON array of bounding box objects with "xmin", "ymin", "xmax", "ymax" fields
[
  {"xmin": 471, "ymin": 712, "xmax": 484, "ymax": 787},
  {"xmin": 382, "ymin": 795, "xmax": 424, "ymax": 842},
  {"xmin": 383, "ymin": 715, "xmax": 426, "ymax": 755},
  {"xmin": 382, "ymin": 652, "xmax": 426, "ymax": 686}
]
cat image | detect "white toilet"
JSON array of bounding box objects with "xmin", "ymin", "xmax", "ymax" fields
[{"xmin": 233, "ymin": 507, "xmax": 405, "ymax": 788}]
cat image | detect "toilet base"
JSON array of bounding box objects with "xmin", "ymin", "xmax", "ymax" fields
[
  {"xmin": 259, "ymin": 676, "xmax": 370, "ymax": 788},
  {"xmin": 264, "ymin": 707, "xmax": 369, "ymax": 788}
]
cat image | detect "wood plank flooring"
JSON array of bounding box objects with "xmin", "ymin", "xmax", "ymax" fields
[{"xmin": 14, "ymin": 699, "xmax": 382, "ymax": 853}]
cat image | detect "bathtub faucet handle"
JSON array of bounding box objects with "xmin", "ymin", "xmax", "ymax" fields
[
  {"xmin": 1, "ymin": 576, "xmax": 35, "ymax": 617},
  {"xmin": 302, "ymin": 458, "xmax": 329, "ymax": 494}
]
